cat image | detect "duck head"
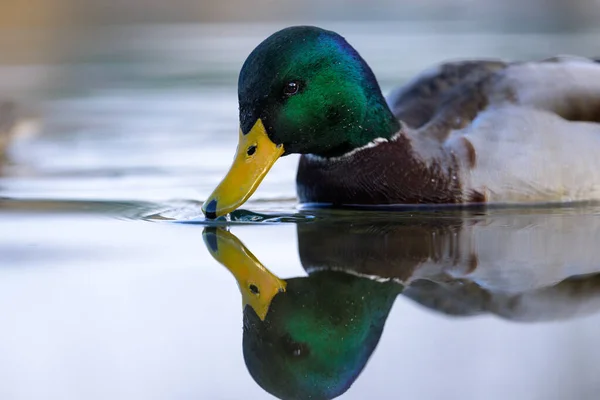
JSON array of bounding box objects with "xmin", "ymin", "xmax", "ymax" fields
[{"xmin": 202, "ymin": 26, "xmax": 399, "ymax": 218}]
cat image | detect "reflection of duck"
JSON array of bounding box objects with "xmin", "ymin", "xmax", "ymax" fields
[
  {"xmin": 203, "ymin": 227, "xmax": 400, "ymax": 400},
  {"xmin": 202, "ymin": 211, "xmax": 600, "ymax": 399},
  {"xmin": 202, "ymin": 25, "xmax": 600, "ymax": 218},
  {"xmin": 298, "ymin": 212, "xmax": 600, "ymax": 322}
]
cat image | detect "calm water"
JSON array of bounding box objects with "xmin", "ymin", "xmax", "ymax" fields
[{"xmin": 2, "ymin": 23, "xmax": 600, "ymax": 400}]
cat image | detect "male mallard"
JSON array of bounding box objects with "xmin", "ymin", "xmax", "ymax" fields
[{"xmin": 202, "ymin": 26, "xmax": 600, "ymax": 218}]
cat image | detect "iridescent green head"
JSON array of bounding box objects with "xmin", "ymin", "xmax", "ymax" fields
[
  {"xmin": 243, "ymin": 271, "xmax": 400, "ymax": 400},
  {"xmin": 202, "ymin": 26, "xmax": 399, "ymax": 218},
  {"xmin": 239, "ymin": 25, "xmax": 397, "ymax": 156}
]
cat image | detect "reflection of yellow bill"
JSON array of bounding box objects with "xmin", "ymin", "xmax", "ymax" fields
[
  {"xmin": 202, "ymin": 119, "xmax": 284, "ymax": 219},
  {"xmin": 202, "ymin": 227, "xmax": 286, "ymax": 320}
]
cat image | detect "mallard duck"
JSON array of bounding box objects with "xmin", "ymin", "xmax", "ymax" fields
[{"xmin": 201, "ymin": 26, "xmax": 600, "ymax": 218}]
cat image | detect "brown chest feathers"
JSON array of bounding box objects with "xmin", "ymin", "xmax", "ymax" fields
[{"xmin": 296, "ymin": 134, "xmax": 465, "ymax": 205}]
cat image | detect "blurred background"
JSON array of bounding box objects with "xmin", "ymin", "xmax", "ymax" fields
[{"xmin": 2, "ymin": 0, "xmax": 600, "ymax": 102}]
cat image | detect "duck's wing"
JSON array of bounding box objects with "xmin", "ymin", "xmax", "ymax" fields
[
  {"xmin": 403, "ymin": 273, "xmax": 600, "ymax": 322},
  {"xmin": 386, "ymin": 60, "xmax": 508, "ymax": 129},
  {"xmin": 491, "ymin": 56, "xmax": 600, "ymax": 123},
  {"xmin": 490, "ymin": 274, "xmax": 600, "ymax": 322},
  {"xmin": 392, "ymin": 57, "xmax": 600, "ymax": 142}
]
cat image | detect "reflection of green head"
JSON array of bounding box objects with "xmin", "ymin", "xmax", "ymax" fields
[
  {"xmin": 242, "ymin": 270, "xmax": 401, "ymax": 400},
  {"xmin": 203, "ymin": 227, "xmax": 401, "ymax": 400}
]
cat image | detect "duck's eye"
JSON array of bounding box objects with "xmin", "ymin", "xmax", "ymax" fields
[{"xmin": 283, "ymin": 81, "xmax": 300, "ymax": 96}]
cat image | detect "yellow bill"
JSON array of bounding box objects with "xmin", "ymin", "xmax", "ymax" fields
[
  {"xmin": 202, "ymin": 227, "xmax": 286, "ymax": 320},
  {"xmin": 202, "ymin": 119, "xmax": 284, "ymax": 218}
]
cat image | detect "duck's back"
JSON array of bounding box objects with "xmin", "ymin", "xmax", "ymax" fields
[
  {"xmin": 391, "ymin": 57, "xmax": 600, "ymax": 204},
  {"xmin": 386, "ymin": 59, "xmax": 508, "ymax": 128},
  {"xmin": 387, "ymin": 56, "xmax": 600, "ymax": 126}
]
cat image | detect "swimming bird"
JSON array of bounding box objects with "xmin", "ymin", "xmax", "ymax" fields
[{"xmin": 202, "ymin": 26, "xmax": 600, "ymax": 218}]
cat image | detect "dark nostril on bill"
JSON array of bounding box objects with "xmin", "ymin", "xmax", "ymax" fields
[
  {"xmin": 247, "ymin": 145, "xmax": 257, "ymax": 156},
  {"xmin": 249, "ymin": 284, "xmax": 260, "ymax": 295}
]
